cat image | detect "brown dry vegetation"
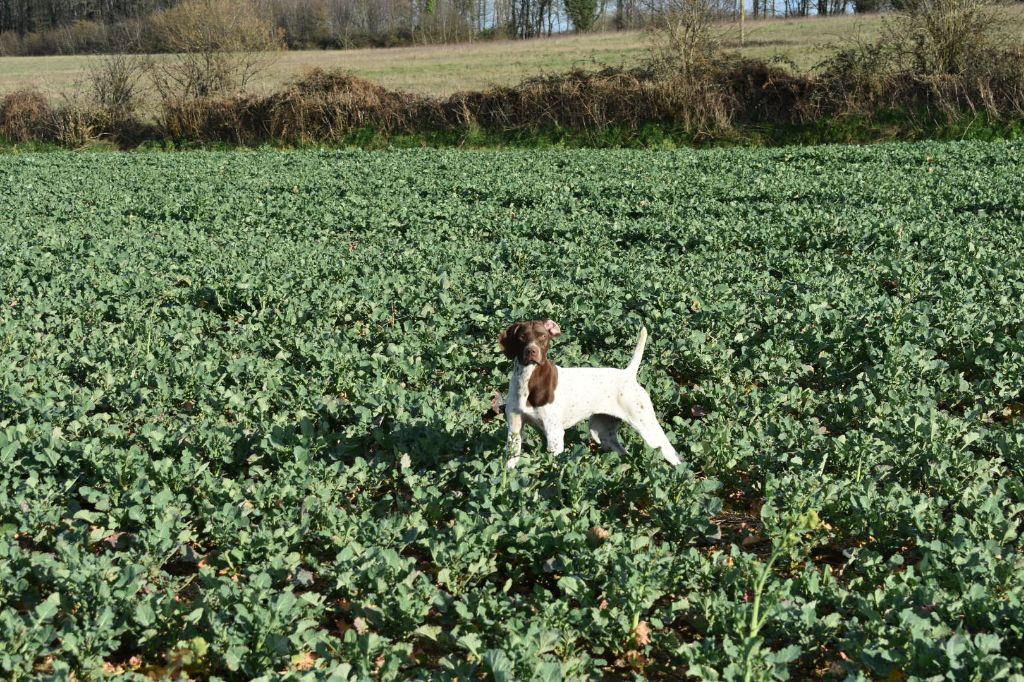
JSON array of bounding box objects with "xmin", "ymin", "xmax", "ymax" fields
[
  {"xmin": 154, "ymin": 63, "xmax": 816, "ymax": 145},
  {"xmin": 2, "ymin": 1, "xmax": 1023, "ymax": 148},
  {"xmin": 4, "ymin": 48, "xmax": 1023, "ymax": 148},
  {"xmin": 0, "ymin": 13, "xmax": 896, "ymax": 102},
  {"xmin": 2, "ymin": 6, "xmax": 1022, "ymax": 103},
  {"xmin": 154, "ymin": 51, "xmax": 1024, "ymax": 146},
  {"xmin": 0, "ymin": 90, "xmax": 51, "ymax": 142},
  {"xmin": 0, "ymin": 87, "xmax": 150, "ymax": 146}
]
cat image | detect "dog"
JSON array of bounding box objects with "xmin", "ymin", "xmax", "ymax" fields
[{"xmin": 498, "ymin": 319, "xmax": 681, "ymax": 469}]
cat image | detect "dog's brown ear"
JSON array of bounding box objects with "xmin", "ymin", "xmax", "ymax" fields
[
  {"xmin": 498, "ymin": 323, "xmax": 522, "ymax": 359},
  {"xmin": 543, "ymin": 319, "xmax": 562, "ymax": 337}
]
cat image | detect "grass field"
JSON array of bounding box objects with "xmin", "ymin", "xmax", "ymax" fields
[
  {"xmin": 2, "ymin": 141, "xmax": 1022, "ymax": 679},
  {"xmin": 0, "ymin": 12, "xmax": 907, "ymax": 101}
]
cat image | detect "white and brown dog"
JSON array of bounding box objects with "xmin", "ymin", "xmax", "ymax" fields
[{"xmin": 498, "ymin": 319, "xmax": 681, "ymax": 469}]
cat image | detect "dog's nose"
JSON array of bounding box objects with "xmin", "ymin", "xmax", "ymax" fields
[{"xmin": 522, "ymin": 347, "xmax": 541, "ymax": 364}]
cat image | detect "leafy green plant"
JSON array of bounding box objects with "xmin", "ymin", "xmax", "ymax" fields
[{"xmin": 0, "ymin": 142, "xmax": 1022, "ymax": 679}]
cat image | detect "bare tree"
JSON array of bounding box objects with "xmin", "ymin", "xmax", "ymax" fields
[
  {"xmin": 147, "ymin": 0, "xmax": 281, "ymax": 99},
  {"xmin": 416, "ymin": 0, "xmax": 476, "ymax": 43},
  {"xmin": 612, "ymin": 0, "xmax": 643, "ymax": 28},
  {"xmin": 509, "ymin": 0, "xmax": 556, "ymax": 37},
  {"xmin": 644, "ymin": 0, "xmax": 727, "ymax": 75},
  {"xmin": 88, "ymin": 52, "xmax": 147, "ymax": 115}
]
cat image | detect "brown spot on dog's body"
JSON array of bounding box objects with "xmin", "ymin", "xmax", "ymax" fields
[{"xmin": 527, "ymin": 361, "xmax": 558, "ymax": 407}]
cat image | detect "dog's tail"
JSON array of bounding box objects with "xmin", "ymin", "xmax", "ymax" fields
[{"xmin": 625, "ymin": 326, "xmax": 648, "ymax": 377}]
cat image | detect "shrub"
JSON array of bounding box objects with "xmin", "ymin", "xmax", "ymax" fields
[
  {"xmin": 160, "ymin": 95, "xmax": 260, "ymax": 144},
  {"xmin": 268, "ymin": 69, "xmax": 430, "ymax": 140},
  {"xmin": 444, "ymin": 66, "xmax": 734, "ymax": 133},
  {"xmin": 87, "ymin": 53, "xmax": 147, "ymax": 118},
  {"xmin": 0, "ymin": 88, "xmax": 150, "ymax": 147},
  {"xmin": 147, "ymin": 0, "xmax": 282, "ymax": 100},
  {"xmin": 645, "ymin": 0, "xmax": 730, "ymax": 77},
  {"xmin": 0, "ymin": 31, "xmax": 20, "ymax": 56},
  {"xmin": 893, "ymin": 0, "xmax": 1000, "ymax": 75},
  {"xmin": 815, "ymin": 0, "xmax": 1024, "ymax": 120},
  {"xmin": 565, "ymin": 0, "xmax": 602, "ymax": 32},
  {"xmin": 50, "ymin": 103, "xmax": 102, "ymax": 147},
  {"xmin": 160, "ymin": 70, "xmax": 430, "ymax": 144},
  {"xmin": 54, "ymin": 20, "xmax": 110, "ymax": 54},
  {"xmin": 0, "ymin": 90, "xmax": 53, "ymax": 142}
]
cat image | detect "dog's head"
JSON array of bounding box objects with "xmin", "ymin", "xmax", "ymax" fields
[{"xmin": 498, "ymin": 319, "xmax": 561, "ymax": 366}]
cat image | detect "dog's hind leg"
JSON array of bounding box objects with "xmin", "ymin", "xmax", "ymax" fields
[
  {"xmin": 589, "ymin": 414, "xmax": 627, "ymax": 454},
  {"xmin": 623, "ymin": 391, "xmax": 681, "ymax": 465},
  {"xmin": 629, "ymin": 414, "xmax": 681, "ymax": 465}
]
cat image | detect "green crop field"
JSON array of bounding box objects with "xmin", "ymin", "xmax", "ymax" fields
[{"xmin": 1, "ymin": 143, "xmax": 1023, "ymax": 680}]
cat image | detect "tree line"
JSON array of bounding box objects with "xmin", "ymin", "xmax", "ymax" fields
[{"xmin": 0, "ymin": 0, "xmax": 993, "ymax": 55}]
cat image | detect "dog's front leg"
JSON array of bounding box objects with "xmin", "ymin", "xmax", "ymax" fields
[
  {"xmin": 506, "ymin": 411, "xmax": 523, "ymax": 469},
  {"xmin": 543, "ymin": 420, "xmax": 565, "ymax": 455}
]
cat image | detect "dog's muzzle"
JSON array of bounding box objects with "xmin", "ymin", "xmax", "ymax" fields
[{"xmin": 520, "ymin": 344, "xmax": 542, "ymax": 365}]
